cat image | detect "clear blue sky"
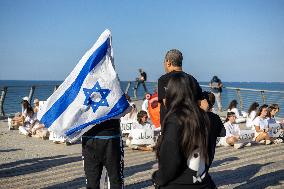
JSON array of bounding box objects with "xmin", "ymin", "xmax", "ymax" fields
[{"xmin": 0, "ymin": 0, "xmax": 284, "ymax": 82}]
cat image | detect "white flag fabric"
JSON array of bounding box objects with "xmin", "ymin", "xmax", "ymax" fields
[{"xmin": 37, "ymin": 29, "xmax": 130, "ymax": 142}]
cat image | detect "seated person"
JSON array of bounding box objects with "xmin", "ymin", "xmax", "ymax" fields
[
  {"xmin": 126, "ymin": 110, "xmax": 155, "ymax": 151},
  {"xmin": 253, "ymin": 104, "xmax": 272, "ymax": 145},
  {"xmin": 267, "ymin": 104, "xmax": 284, "ymax": 143},
  {"xmin": 31, "ymin": 123, "xmax": 49, "ymax": 139},
  {"xmin": 9, "ymin": 97, "xmax": 31, "ymax": 129},
  {"xmin": 246, "ymin": 102, "xmax": 259, "ymax": 129},
  {"xmin": 227, "ymin": 99, "xmax": 246, "ymax": 123},
  {"xmin": 33, "ymin": 98, "xmax": 40, "ymax": 114},
  {"xmin": 18, "ymin": 107, "xmax": 37, "ymax": 136},
  {"xmin": 223, "ymin": 112, "xmax": 243, "ymax": 149}
]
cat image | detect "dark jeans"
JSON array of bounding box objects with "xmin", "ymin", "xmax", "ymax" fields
[{"xmin": 82, "ymin": 137, "xmax": 124, "ymax": 189}]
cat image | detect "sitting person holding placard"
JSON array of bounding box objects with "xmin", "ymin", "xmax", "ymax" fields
[
  {"xmin": 267, "ymin": 104, "xmax": 284, "ymax": 143},
  {"xmin": 126, "ymin": 110, "xmax": 155, "ymax": 151},
  {"xmin": 224, "ymin": 112, "xmax": 241, "ymax": 147}
]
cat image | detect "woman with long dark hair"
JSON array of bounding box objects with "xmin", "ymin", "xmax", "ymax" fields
[
  {"xmin": 246, "ymin": 102, "xmax": 259, "ymax": 128},
  {"xmin": 152, "ymin": 72, "xmax": 217, "ymax": 189}
]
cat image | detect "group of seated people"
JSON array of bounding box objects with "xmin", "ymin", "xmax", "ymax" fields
[
  {"xmin": 8, "ymin": 97, "xmax": 49, "ymax": 139},
  {"xmin": 223, "ymin": 100, "xmax": 284, "ymax": 148},
  {"xmin": 121, "ymin": 91, "xmax": 284, "ymax": 151}
]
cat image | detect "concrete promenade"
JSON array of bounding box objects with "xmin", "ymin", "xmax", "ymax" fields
[{"xmin": 0, "ymin": 119, "xmax": 284, "ymax": 189}]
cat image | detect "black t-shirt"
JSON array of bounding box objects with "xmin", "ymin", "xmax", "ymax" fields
[
  {"xmin": 158, "ymin": 71, "xmax": 203, "ymax": 124},
  {"xmin": 207, "ymin": 111, "xmax": 225, "ymax": 167},
  {"xmin": 141, "ymin": 71, "xmax": 147, "ymax": 81},
  {"xmin": 82, "ymin": 119, "xmax": 120, "ymax": 137}
]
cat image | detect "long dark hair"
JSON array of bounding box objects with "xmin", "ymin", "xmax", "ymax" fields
[
  {"xmin": 257, "ymin": 104, "xmax": 268, "ymax": 116},
  {"xmin": 156, "ymin": 72, "xmax": 210, "ymax": 163},
  {"xmin": 267, "ymin": 104, "xmax": 279, "ymax": 118},
  {"xmin": 248, "ymin": 102, "xmax": 259, "ymax": 115},
  {"xmin": 228, "ymin": 99, "xmax": 238, "ymax": 110},
  {"xmin": 225, "ymin": 112, "xmax": 236, "ymax": 122}
]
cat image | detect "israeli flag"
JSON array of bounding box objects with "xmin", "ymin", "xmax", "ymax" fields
[{"xmin": 37, "ymin": 29, "xmax": 130, "ymax": 142}]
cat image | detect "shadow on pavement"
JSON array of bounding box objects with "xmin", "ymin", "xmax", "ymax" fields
[
  {"xmin": 0, "ymin": 148, "xmax": 22, "ymax": 153},
  {"xmin": 211, "ymin": 162, "xmax": 272, "ymax": 187},
  {"xmin": 42, "ymin": 177, "xmax": 85, "ymax": 189},
  {"xmin": 0, "ymin": 155, "xmax": 81, "ymax": 178}
]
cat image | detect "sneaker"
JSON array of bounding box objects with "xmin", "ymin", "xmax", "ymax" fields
[
  {"xmin": 265, "ymin": 140, "xmax": 272, "ymax": 145},
  {"xmin": 234, "ymin": 143, "xmax": 244, "ymax": 149},
  {"xmin": 131, "ymin": 146, "xmax": 138, "ymax": 150},
  {"xmin": 273, "ymin": 138, "xmax": 283, "ymax": 144},
  {"xmin": 259, "ymin": 140, "xmax": 265, "ymax": 144},
  {"xmin": 244, "ymin": 142, "xmax": 252, "ymax": 147}
]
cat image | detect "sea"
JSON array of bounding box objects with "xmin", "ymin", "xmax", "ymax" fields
[{"xmin": 0, "ymin": 80, "xmax": 284, "ymax": 117}]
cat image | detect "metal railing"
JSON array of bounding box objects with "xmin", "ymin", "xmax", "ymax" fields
[{"xmin": 1, "ymin": 82, "xmax": 283, "ymax": 118}]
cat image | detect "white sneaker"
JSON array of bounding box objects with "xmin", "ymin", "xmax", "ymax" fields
[
  {"xmin": 245, "ymin": 142, "xmax": 252, "ymax": 147},
  {"xmin": 259, "ymin": 140, "xmax": 265, "ymax": 144},
  {"xmin": 234, "ymin": 143, "xmax": 244, "ymax": 149},
  {"xmin": 265, "ymin": 140, "xmax": 271, "ymax": 145},
  {"xmin": 273, "ymin": 138, "xmax": 283, "ymax": 144}
]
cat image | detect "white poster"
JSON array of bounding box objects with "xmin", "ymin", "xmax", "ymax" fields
[
  {"xmin": 240, "ymin": 130, "xmax": 255, "ymax": 141},
  {"xmin": 131, "ymin": 128, "xmax": 154, "ymax": 145}
]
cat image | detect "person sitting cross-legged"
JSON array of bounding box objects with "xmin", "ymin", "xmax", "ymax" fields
[
  {"xmin": 253, "ymin": 104, "xmax": 272, "ymax": 145},
  {"xmin": 224, "ymin": 112, "xmax": 244, "ymax": 149},
  {"xmin": 126, "ymin": 110, "xmax": 155, "ymax": 151}
]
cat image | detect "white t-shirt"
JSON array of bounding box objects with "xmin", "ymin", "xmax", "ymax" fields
[
  {"xmin": 246, "ymin": 110, "xmax": 257, "ymax": 128},
  {"xmin": 224, "ymin": 121, "xmax": 241, "ymax": 138},
  {"xmin": 228, "ymin": 108, "xmax": 241, "ymax": 118},
  {"xmin": 253, "ymin": 116, "xmax": 269, "ymax": 131},
  {"xmin": 141, "ymin": 99, "xmax": 149, "ymax": 113}
]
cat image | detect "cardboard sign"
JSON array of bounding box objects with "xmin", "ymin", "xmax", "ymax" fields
[
  {"xmin": 130, "ymin": 128, "xmax": 154, "ymax": 145},
  {"xmin": 239, "ymin": 130, "xmax": 255, "ymax": 141},
  {"xmin": 120, "ymin": 121, "xmax": 134, "ymax": 134},
  {"xmin": 269, "ymin": 123, "xmax": 284, "ymax": 138}
]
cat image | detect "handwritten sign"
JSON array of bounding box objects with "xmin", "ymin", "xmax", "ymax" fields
[
  {"xmin": 120, "ymin": 122, "xmax": 133, "ymax": 134},
  {"xmin": 131, "ymin": 128, "xmax": 154, "ymax": 145},
  {"xmin": 240, "ymin": 130, "xmax": 255, "ymax": 141},
  {"xmin": 269, "ymin": 123, "xmax": 284, "ymax": 138}
]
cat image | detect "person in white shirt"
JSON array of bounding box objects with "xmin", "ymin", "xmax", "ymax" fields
[
  {"xmin": 18, "ymin": 107, "xmax": 37, "ymax": 136},
  {"xmin": 227, "ymin": 99, "xmax": 246, "ymax": 123},
  {"xmin": 224, "ymin": 112, "xmax": 241, "ymax": 147},
  {"xmin": 253, "ymin": 104, "xmax": 272, "ymax": 145},
  {"xmin": 141, "ymin": 93, "xmax": 151, "ymax": 116},
  {"xmin": 126, "ymin": 110, "xmax": 155, "ymax": 151},
  {"xmin": 267, "ymin": 104, "xmax": 284, "ymax": 143},
  {"xmin": 9, "ymin": 97, "xmax": 31, "ymax": 130},
  {"xmin": 246, "ymin": 102, "xmax": 259, "ymax": 128}
]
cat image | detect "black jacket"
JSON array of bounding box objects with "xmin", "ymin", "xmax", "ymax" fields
[{"xmin": 152, "ymin": 112, "xmax": 224, "ymax": 189}]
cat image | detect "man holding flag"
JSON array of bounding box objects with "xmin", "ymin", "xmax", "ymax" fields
[{"xmin": 37, "ymin": 29, "xmax": 129, "ymax": 188}]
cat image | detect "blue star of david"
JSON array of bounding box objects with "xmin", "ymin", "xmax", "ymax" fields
[{"xmin": 83, "ymin": 81, "xmax": 110, "ymax": 113}]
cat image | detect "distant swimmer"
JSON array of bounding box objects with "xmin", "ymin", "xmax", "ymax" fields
[{"xmin": 134, "ymin": 68, "xmax": 148, "ymax": 98}]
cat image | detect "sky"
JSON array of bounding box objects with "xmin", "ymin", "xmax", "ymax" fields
[{"xmin": 0, "ymin": 0, "xmax": 284, "ymax": 82}]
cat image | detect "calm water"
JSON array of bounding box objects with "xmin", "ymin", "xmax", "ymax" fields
[{"xmin": 1, "ymin": 80, "xmax": 284, "ymax": 117}]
